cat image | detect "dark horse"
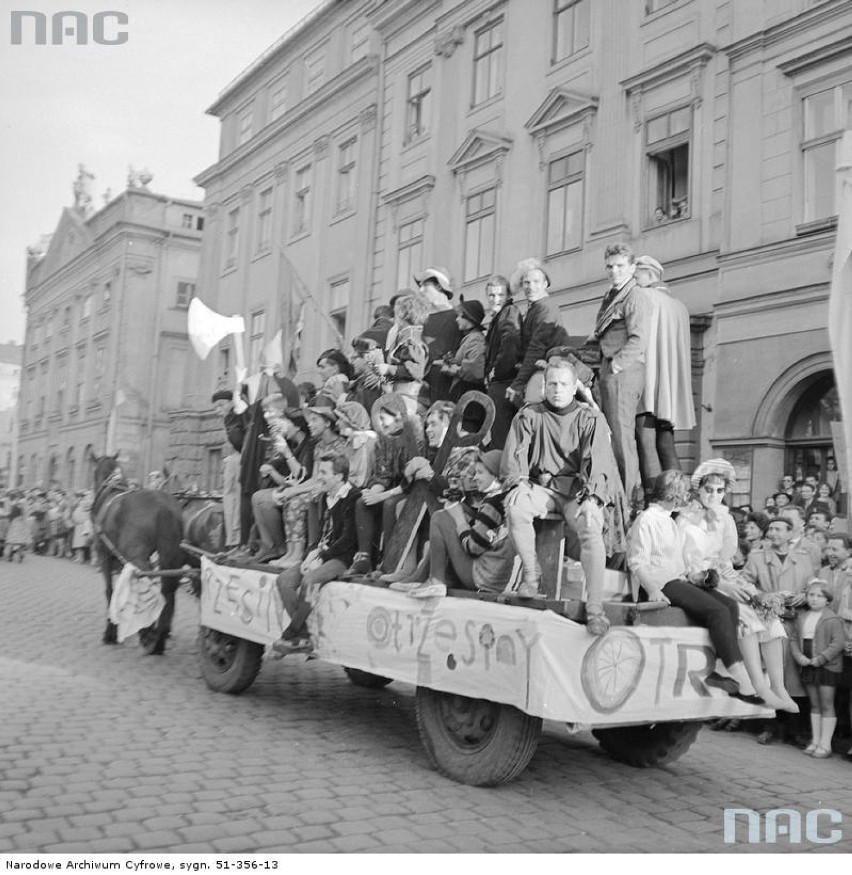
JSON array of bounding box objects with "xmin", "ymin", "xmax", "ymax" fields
[{"xmin": 92, "ymin": 453, "xmax": 186, "ymax": 653}]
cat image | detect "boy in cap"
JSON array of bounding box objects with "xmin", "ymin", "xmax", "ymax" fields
[{"xmin": 440, "ymin": 298, "xmax": 486, "ymax": 400}]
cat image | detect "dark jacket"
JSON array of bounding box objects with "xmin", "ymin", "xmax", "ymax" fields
[
  {"xmin": 511, "ymin": 296, "xmax": 564, "ymax": 395},
  {"xmin": 484, "ymin": 301, "xmax": 523, "ymax": 383},
  {"xmin": 223, "ymin": 410, "xmax": 247, "ymax": 453},
  {"xmin": 314, "ymin": 485, "xmax": 361, "ymax": 566},
  {"xmin": 790, "ymin": 608, "xmax": 846, "ymax": 673}
]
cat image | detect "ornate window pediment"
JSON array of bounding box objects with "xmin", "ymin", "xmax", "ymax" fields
[
  {"xmin": 448, "ymin": 129, "xmax": 513, "ymax": 177},
  {"xmin": 525, "ymin": 87, "xmax": 599, "ymax": 138}
]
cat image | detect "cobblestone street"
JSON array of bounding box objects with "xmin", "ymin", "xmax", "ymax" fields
[{"xmin": 0, "ymin": 554, "xmax": 850, "ymax": 854}]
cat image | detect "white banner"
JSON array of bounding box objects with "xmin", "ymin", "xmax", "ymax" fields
[
  {"xmin": 199, "ymin": 558, "xmax": 770, "ymax": 726},
  {"xmin": 108, "ymin": 563, "xmax": 166, "ymax": 643}
]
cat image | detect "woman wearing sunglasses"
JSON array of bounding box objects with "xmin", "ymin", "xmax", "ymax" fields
[{"xmin": 677, "ymin": 458, "xmax": 798, "ymax": 713}]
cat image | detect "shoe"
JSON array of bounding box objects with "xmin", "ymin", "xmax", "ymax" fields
[
  {"xmin": 811, "ymin": 747, "xmax": 832, "ymax": 759},
  {"xmin": 803, "ymin": 742, "xmax": 818, "ymax": 755},
  {"xmin": 516, "ymin": 580, "xmax": 542, "ymax": 599},
  {"xmin": 756, "ymin": 731, "xmax": 774, "ymax": 746},
  {"xmin": 724, "ymin": 719, "xmax": 741, "ymax": 732},
  {"xmin": 252, "ymin": 546, "xmax": 284, "ymax": 564},
  {"xmin": 585, "ymin": 610, "xmax": 610, "ymax": 637},
  {"xmin": 732, "ymin": 692, "xmax": 765, "ymax": 707},
  {"xmin": 271, "ymin": 637, "xmax": 313, "ymax": 656},
  {"xmin": 843, "ymin": 749, "xmax": 852, "ymax": 762},
  {"xmin": 347, "ymin": 552, "xmax": 372, "ymax": 576},
  {"xmin": 408, "ymin": 581, "xmax": 447, "ymax": 599},
  {"xmin": 704, "ymin": 671, "xmax": 740, "ymax": 696},
  {"xmin": 388, "ymin": 581, "xmax": 420, "ymax": 593},
  {"xmin": 709, "ymin": 719, "xmax": 728, "ymax": 731}
]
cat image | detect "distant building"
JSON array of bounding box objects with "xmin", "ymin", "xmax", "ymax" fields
[
  {"xmin": 16, "ymin": 176, "xmax": 203, "ymax": 488},
  {"xmin": 181, "ymin": 0, "xmax": 848, "ymax": 506},
  {"xmin": 0, "ymin": 341, "xmax": 22, "ymax": 487}
]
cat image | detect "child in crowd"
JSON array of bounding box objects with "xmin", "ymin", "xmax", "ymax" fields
[{"xmin": 790, "ymin": 580, "xmax": 846, "ymax": 758}]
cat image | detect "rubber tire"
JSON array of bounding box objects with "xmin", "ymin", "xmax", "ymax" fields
[
  {"xmin": 343, "ymin": 668, "xmax": 393, "ymax": 689},
  {"xmin": 198, "ymin": 626, "xmax": 264, "ymax": 695},
  {"xmin": 592, "ymin": 720, "xmax": 701, "ymax": 768},
  {"xmin": 415, "ymin": 687, "xmax": 542, "ymax": 786}
]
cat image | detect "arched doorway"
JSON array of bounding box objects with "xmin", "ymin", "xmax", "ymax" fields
[{"xmin": 784, "ymin": 373, "xmax": 840, "ymax": 484}]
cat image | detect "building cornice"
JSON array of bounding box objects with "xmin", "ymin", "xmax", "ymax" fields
[
  {"xmin": 717, "ymin": 228, "xmax": 835, "ymax": 269},
  {"xmin": 381, "ymin": 174, "xmax": 436, "ymax": 206},
  {"xmin": 777, "ymin": 34, "xmax": 852, "ymax": 76},
  {"xmin": 721, "ymin": 0, "xmax": 850, "ymax": 65},
  {"xmin": 195, "ymin": 56, "xmax": 379, "ymax": 189}
]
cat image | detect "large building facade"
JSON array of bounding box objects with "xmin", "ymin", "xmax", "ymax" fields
[
  {"xmin": 180, "ymin": 0, "xmax": 848, "ymax": 507},
  {"xmin": 16, "ymin": 181, "xmax": 203, "ymax": 488},
  {"xmin": 0, "ymin": 342, "xmax": 23, "ymax": 488}
]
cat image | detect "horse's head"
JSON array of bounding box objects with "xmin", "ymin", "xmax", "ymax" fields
[{"xmin": 92, "ymin": 452, "xmax": 121, "ymax": 492}]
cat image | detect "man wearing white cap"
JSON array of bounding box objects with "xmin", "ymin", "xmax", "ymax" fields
[
  {"xmin": 415, "ymin": 266, "xmax": 462, "ymax": 405},
  {"xmin": 633, "ymin": 255, "xmax": 696, "ymax": 499}
]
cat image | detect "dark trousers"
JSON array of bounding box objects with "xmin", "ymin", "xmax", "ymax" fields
[
  {"xmin": 636, "ymin": 413, "xmax": 680, "ymax": 491},
  {"xmin": 486, "ymin": 380, "xmax": 517, "ymax": 450},
  {"xmin": 355, "ymin": 493, "xmax": 406, "ymax": 563},
  {"xmin": 662, "ymin": 579, "xmax": 742, "ymax": 668}
]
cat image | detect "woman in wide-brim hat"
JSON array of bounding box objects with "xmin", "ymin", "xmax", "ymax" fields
[{"xmin": 677, "ymin": 458, "xmax": 799, "ymax": 713}]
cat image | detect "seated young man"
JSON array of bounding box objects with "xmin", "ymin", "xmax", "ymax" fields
[
  {"xmin": 272, "ymin": 452, "xmax": 360, "ymax": 654},
  {"xmin": 391, "ymin": 449, "xmax": 513, "ymax": 598},
  {"xmin": 501, "ymin": 357, "xmax": 629, "ymax": 635}
]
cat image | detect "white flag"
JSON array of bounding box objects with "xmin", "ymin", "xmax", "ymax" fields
[
  {"xmin": 187, "ymin": 298, "xmax": 245, "ymax": 360},
  {"xmin": 829, "ymin": 132, "xmax": 852, "ymax": 497}
]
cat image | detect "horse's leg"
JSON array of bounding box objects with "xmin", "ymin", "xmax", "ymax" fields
[
  {"xmin": 101, "ymin": 546, "xmax": 119, "ymax": 645},
  {"xmin": 149, "ymin": 578, "xmax": 179, "ymax": 656}
]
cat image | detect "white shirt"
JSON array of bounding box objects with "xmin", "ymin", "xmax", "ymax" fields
[
  {"xmin": 627, "ymin": 503, "xmax": 688, "ymax": 593},
  {"xmin": 801, "ymin": 609, "xmax": 822, "ymax": 640}
]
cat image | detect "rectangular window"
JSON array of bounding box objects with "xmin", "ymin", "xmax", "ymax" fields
[
  {"xmin": 645, "ymin": 106, "xmax": 691, "ymax": 224},
  {"xmin": 76, "ymin": 350, "xmax": 86, "ymax": 408},
  {"xmin": 472, "ymin": 19, "xmax": 504, "ymax": 106},
  {"xmin": 293, "ymin": 165, "xmax": 312, "ymax": 236},
  {"xmin": 81, "ymin": 294, "xmax": 92, "ymax": 321},
  {"xmin": 237, "ymin": 104, "xmax": 253, "ymax": 147},
  {"xmin": 55, "ymin": 356, "xmax": 67, "ymax": 412},
  {"xmin": 249, "ymin": 310, "xmax": 266, "ymax": 372},
  {"xmin": 553, "ymin": 0, "xmax": 590, "ymax": 62},
  {"xmin": 62, "ymin": 306, "xmax": 71, "ymax": 330},
  {"xmin": 207, "ymin": 448, "xmax": 223, "ymax": 492},
  {"xmin": 802, "ymin": 81, "xmax": 852, "ymax": 222},
  {"xmin": 406, "ymin": 65, "xmax": 431, "ymax": 143},
  {"xmin": 44, "ymin": 313, "xmax": 52, "ymax": 339},
  {"xmin": 181, "ymin": 213, "xmax": 194, "ymax": 229},
  {"xmin": 102, "ymin": 280, "xmax": 112, "ymax": 308},
  {"xmin": 350, "ymin": 22, "xmax": 370, "ymax": 64},
  {"xmin": 463, "ymin": 188, "xmax": 497, "ymax": 282},
  {"xmin": 256, "ymin": 187, "xmax": 273, "ymax": 252},
  {"xmin": 305, "ymin": 46, "xmax": 326, "ymax": 96},
  {"xmin": 196, "ymin": 216, "xmax": 205, "ymax": 231},
  {"xmin": 269, "ymin": 80, "xmax": 288, "ymax": 122},
  {"xmin": 225, "ymin": 207, "xmax": 240, "ymax": 269},
  {"xmin": 176, "ymin": 281, "xmax": 196, "ymax": 309},
  {"xmin": 336, "ymin": 140, "xmax": 357, "ymax": 214},
  {"xmin": 329, "ymin": 278, "xmax": 350, "ymax": 343},
  {"xmin": 219, "ymin": 347, "xmax": 230, "ymax": 380},
  {"xmin": 93, "ymin": 347, "xmax": 105, "ymax": 399},
  {"xmin": 546, "ymin": 151, "xmax": 585, "ymax": 255},
  {"xmin": 397, "ymin": 218, "xmax": 425, "ymax": 290}
]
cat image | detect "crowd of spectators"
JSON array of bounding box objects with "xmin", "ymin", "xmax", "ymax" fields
[{"xmin": 0, "ymin": 486, "xmax": 98, "ymax": 563}]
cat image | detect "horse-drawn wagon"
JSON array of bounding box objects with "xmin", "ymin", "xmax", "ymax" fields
[{"xmin": 196, "ymin": 556, "xmax": 770, "ymax": 786}]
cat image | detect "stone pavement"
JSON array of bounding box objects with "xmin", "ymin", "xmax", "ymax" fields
[{"xmin": 0, "ymin": 555, "xmax": 850, "ymax": 854}]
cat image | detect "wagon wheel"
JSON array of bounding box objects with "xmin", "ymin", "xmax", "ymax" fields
[
  {"xmin": 198, "ymin": 626, "xmax": 264, "ymax": 695},
  {"xmin": 415, "ymin": 688, "xmax": 541, "ymax": 786},
  {"xmin": 581, "ymin": 628, "xmax": 646, "ymax": 714}
]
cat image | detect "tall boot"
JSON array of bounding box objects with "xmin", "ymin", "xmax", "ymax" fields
[{"xmin": 814, "ymin": 715, "xmax": 836, "ymax": 758}]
